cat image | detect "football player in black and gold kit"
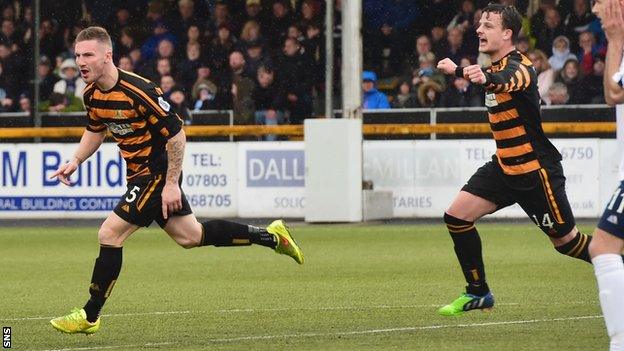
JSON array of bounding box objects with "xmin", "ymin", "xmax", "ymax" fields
[
  {"xmin": 436, "ymin": 4, "xmax": 593, "ymax": 316},
  {"xmin": 49, "ymin": 27, "xmax": 303, "ymax": 334}
]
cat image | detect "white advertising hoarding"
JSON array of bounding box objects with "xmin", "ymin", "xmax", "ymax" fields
[
  {"xmin": 182, "ymin": 143, "xmax": 238, "ymax": 218},
  {"xmin": 237, "ymin": 142, "xmax": 305, "ymax": 218},
  {"xmin": 0, "ymin": 143, "xmax": 125, "ymax": 218},
  {"xmin": 553, "ymin": 139, "xmax": 601, "ymax": 217},
  {"xmin": 363, "ymin": 140, "xmax": 461, "ymax": 217},
  {"xmin": 0, "ymin": 139, "xmax": 618, "ymax": 219}
]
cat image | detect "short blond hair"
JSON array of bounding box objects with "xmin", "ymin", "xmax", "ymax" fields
[{"xmin": 75, "ymin": 26, "xmax": 112, "ymax": 48}]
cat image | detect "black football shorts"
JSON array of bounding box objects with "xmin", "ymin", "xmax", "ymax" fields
[{"xmin": 113, "ymin": 174, "xmax": 192, "ymax": 228}]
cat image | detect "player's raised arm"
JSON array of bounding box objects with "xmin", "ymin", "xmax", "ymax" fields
[
  {"xmin": 466, "ymin": 59, "xmax": 530, "ymax": 93},
  {"xmin": 601, "ymin": 0, "xmax": 624, "ymax": 105},
  {"xmin": 49, "ymin": 129, "xmax": 106, "ymax": 186}
]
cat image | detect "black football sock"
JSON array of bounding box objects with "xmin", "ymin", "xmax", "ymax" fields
[
  {"xmin": 83, "ymin": 245, "xmax": 122, "ymax": 323},
  {"xmin": 200, "ymin": 220, "xmax": 276, "ymax": 248},
  {"xmin": 555, "ymin": 232, "xmax": 592, "ymax": 263},
  {"xmin": 444, "ymin": 212, "xmax": 490, "ymax": 296}
]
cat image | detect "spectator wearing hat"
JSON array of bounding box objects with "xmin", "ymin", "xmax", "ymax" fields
[
  {"xmin": 193, "ymin": 82, "xmax": 217, "ymax": 111},
  {"xmin": 53, "ymin": 58, "xmax": 86, "ymax": 101},
  {"xmin": 548, "ymin": 35, "xmax": 577, "ymax": 71},
  {"xmin": 416, "ymin": 80, "xmax": 443, "ymax": 108},
  {"xmin": 362, "ymin": 70, "xmax": 390, "ymax": 109},
  {"xmin": 191, "ymin": 63, "xmax": 218, "ymax": 110},
  {"xmin": 38, "ymin": 56, "xmax": 60, "ymax": 101}
]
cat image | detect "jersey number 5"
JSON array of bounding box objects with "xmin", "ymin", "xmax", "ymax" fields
[{"xmin": 125, "ymin": 186, "xmax": 141, "ymax": 203}]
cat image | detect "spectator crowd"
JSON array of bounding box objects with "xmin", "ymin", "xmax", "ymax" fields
[{"xmin": 0, "ymin": 0, "xmax": 611, "ymax": 127}]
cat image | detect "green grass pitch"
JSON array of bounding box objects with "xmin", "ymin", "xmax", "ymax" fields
[{"xmin": 0, "ymin": 222, "xmax": 608, "ymax": 350}]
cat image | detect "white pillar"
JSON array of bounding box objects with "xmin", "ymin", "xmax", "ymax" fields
[
  {"xmin": 304, "ymin": 119, "xmax": 362, "ymax": 222},
  {"xmin": 341, "ymin": 0, "xmax": 362, "ymax": 119}
]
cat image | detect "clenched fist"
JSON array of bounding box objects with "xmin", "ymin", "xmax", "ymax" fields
[
  {"xmin": 437, "ymin": 58, "xmax": 457, "ymax": 75},
  {"xmin": 463, "ymin": 64, "xmax": 487, "ymax": 85}
]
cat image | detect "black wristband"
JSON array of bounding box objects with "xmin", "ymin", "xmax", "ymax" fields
[{"xmin": 454, "ymin": 66, "xmax": 464, "ymax": 78}]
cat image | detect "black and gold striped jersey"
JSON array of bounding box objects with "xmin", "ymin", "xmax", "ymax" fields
[
  {"xmin": 83, "ymin": 69, "xmax": 183, "ymax": 180},
  {"xmin": 481, "ymin": 50, "xmax": 561, "ymax": 176}
]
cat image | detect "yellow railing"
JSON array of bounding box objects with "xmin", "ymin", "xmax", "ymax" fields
[{"xmin": 0, "ymin": 122, "xmax": 616, "ymax": 139}]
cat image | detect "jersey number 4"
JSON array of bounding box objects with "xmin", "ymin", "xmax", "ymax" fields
[{"xmin": 531, "ymin": 213, "xmax": 555, "ymax": 229}]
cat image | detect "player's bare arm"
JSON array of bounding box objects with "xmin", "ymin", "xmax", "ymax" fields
[
  {"xmin": 599, "ymin": 0, "xmax": 624, "ymax": 105},
  {"xmin": 161, "ymin": 129, "xmax": 186, "ymax": 219},
  {"xmin": 49, "ymin": 130, "xmax": 106, "ymax": 186}
]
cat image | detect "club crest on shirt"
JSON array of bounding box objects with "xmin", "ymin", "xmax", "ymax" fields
[{"xmin": 158, "ymin": 96, "xmax": 171, "ymax": 112}]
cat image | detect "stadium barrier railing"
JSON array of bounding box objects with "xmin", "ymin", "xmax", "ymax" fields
[{"xmin": 0, "ymin": 105, "xmax": 615, "ymax": 140}]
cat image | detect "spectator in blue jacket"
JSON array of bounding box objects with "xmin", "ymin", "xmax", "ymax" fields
[{"xmin": 362, "ymin": 70, "xmax": 390, "ymax": 109}]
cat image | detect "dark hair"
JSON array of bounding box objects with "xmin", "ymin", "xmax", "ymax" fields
[{"xmin": 482, "ymin": 3, "xmax": 522, "ymax": 43}]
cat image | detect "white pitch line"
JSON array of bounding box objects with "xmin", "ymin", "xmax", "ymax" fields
[
  {"xmin": 2, "ymin": 300, "xmax": 594, "ymax": 321},
  {"xmin": 209, "ymin": 315, "xmax": 603, "ymax": 343},
  {"xmin": 5, "ymin": 305, "xmax": 517, "ymax": 321},
  {"xmin": 42, "ymin": 342, "xmax": 177, "ymax": 351},
  {"xmin": 0, "ymin": 310, "xmax": 190, "ymax": 322},
  {"xmin": 214, "ymin": 303, "xmax": 521, "ymax": 313}
]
